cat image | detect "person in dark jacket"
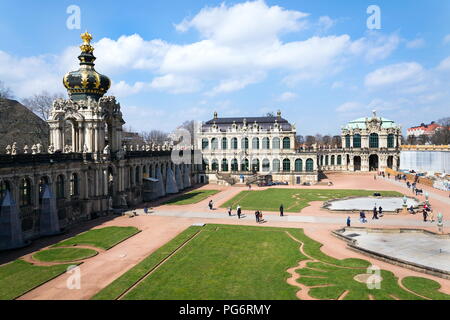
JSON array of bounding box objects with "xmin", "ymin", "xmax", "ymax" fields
[
  {"xmin": 237, "ymin": 205, "xmax": 242, "ymax": 219},
  {"xmin": 378, "ymin": 206, "xmax": 383, "ymax": 217},
  {"xmin": 280, "ymin": 204, "xmax": 284, "ymax": 217},
  {"xmin": 372, "ymin": 206, "xmax": 378, "ymax": 219}
]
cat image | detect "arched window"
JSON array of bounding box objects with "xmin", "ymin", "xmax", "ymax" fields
[
  {"xmin": 136, "ymin": 167, "xmax": 141, "ymax": 185},
  {"xmin": 211, "ymin": 138, "xmax": 218, "ymax": 150},
  {"xmin": 331, "ymin": 155, "xmax": 335, "ymax": 165},
  {"xmin": 320, "ymin": 155, "xmax": 324, "ymax": 166},
  {"xmin": 369, "ymin": 133, "xmax": 379, "ymax": 148},
  {"xmin": 262, "ymin": 137, "xmax": 270, "ymax": 149},
  {"xmin": 241, "ymin": 158, "xmax": 249, "ymax": 171},
  {"xmin": 38, "ymin": 176, "xmax": 49, "ymax": 203},
  {"xmin": 325, "ymin": 155, "xmax": 329, "ymax": 166},
  {"xmin": 272, "ymin": 159, "xmax": 280, "ymax": 172},
  {"xmin": 241, "ymin": 138, "xmax": 249, "ymax": 150},
  {"xmin": 221, "ymin": 159, "xmax": 228, "ymax": 172},
  {"xmin": 0, "ymin": 180, "xmax": 11, "ymax": 203},
  {"xmin": 337, "ymin": 155, "xmax": 342, "ymax": 165},
  {"xmin": 306, "ymin": 159, "xmax": 314, "ymax": 172},
  {"xmin": 387, "ymin": 134, "xmax": 395, "ymax": 148},
  {"xmin": 20, "ymin": 178, "xmax": 32, "ymax": 207},
  {"xmin": 222, "ymin": 138, "xmax": 228, "ymax": 150},
  {"xmin": 56, "ymin": 175, "xmax": 65, "ymax": 199},
  {"xmin": 353, "ymin": 134, "xmax": 361, "ymax": 148},
  {"xmin": 283, "ymin": 137, "xmax": 291, "ymax": 149},
  {"xmin": 295, "ymin": 159, "xmax": 303, "ymax": 172},
  {"xmin": 251, "ymin": 159, "xmax": 260, "ymax": 172},
  {"xmin": 345, "ymin": 135, "xmax": 351, "ymax": 148},
  {"xmin": 252, "ymin": 138, "xmax": 259, "ymax": 149},
  {"xmin": 202, "ymin": 159, "xmax": 209, "ymax": 171},
  {"xmin": 231, "ymin": 158, "xmax": 238, "ymax": 171},
  {"xmin": 211, "ymin": 159, "xmax": 219, "ymax": 171},
  {"xmin": 70, "ymin": 173, "xmax": 79, "ymax": 197},
  {"xmin": 202, "ymin": 138, "xmax": 209, "ymax": 150},
  {"xmin": 283, "ymin": 159, "xmax": 291, "ymax": 172},
  {"xmin": 262, "ymin": 159, "xmax": 270, "ymax": 172},
  {"xmin": 129, "ymin": 167, "xmax": 133, "ymax": 187},
  {"xmin": 231, "ymin": 138, "xmax": 238, "ymax": 150},
  {"xmin": 272, "ymin": 137, "xmax": 280, "ymax": 149}
]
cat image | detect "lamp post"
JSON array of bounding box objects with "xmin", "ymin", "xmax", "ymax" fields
[
  {"xmin": 437, "ymin": 212, "xmax": 444, "ymax": 234},
  {"xmin": 402, "ymin": 195, "xmax": 408, "ymax": 214}
]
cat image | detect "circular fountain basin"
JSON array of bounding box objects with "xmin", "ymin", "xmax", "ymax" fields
[{"xmin": 325, "ymin": 197, "xmax": 419, "ymax": 212}]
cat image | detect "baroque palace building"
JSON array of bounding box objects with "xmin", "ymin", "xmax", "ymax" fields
[
  {"xmin": 198, "ymin": 110, "xmax": 402, "ymax": 185},
  {"xmin": 0, "ymin": 33, "xmax": 196, "ymax": 250}
]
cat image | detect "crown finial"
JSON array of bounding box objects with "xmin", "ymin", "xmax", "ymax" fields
[{"xmin": 80, "ymin": 32, "xmax": 94, "ymax": 53}]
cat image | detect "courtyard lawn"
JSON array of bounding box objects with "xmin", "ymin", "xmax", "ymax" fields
[
  {"xmin": 162, "ymin": 189, "xmax": 220, "ymax": 205},
  {"xmin": 221, "ymin": 188, "xmax": 403, "ymax": 212},
  {"xmin": 52, "ymin": 226, "xmax": 140, "ymax": 250},
  {"xmin": 402, "ymin": 277, "xmax": 450, "ymax": 300},
  {"xmin": 92, "ymin": 224, "xmax": 448, "ymax": 300},
  {"xmin": 33, "ymin": 248, "xmax": 98, "ymax": 263},
  {"xmin": 0, "ymin": 260, "xmax": 74, "ymax": 300}
]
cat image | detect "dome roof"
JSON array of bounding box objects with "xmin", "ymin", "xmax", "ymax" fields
[
  {"xmin": 63, "ymin": 32, "xmax": 111, "ymax": 101},
  {"xmin": 344, "ymin": 111, "xmax": 399, "ymax": 130}
]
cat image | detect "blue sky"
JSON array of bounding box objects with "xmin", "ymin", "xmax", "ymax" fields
[{"xmin": 1, "ymin": 0, "xmax": 449, "ymax": 135}]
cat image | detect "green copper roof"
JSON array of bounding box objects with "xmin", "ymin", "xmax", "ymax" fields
[{"xmin": 345, "ymin": 117, "xmax": 398, "ymax": 130}]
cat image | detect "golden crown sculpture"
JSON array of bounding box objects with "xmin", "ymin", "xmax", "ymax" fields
[{"xmin": 80, "ymin": 31, "xmax": 94, "ymax": 53}]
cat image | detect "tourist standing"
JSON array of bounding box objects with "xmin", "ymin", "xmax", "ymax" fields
[
  {"xmin": 422, "ymin": 209, "xmax": 428, "ymax": 222},
  {"xmin": 280, "ymin": 204, "xmax": 284, "ymax": 217},
  {"xmin": 208, "ymin": 200, "xmax": 214, "ymax": 210},
  {"xmin": 347, "ymin": 216, "xmax": 351, "ymax": 227},
  {"xmin": 378, "ymin": 206, "xmax": 383, "ymax": 217},
  {"xmin": 228, "ymin": 207, "xmax": 232, "ymax": 216},
  {"xmin": 359, "ymin": 211, "xmax": 367, "ymax": 223},
  {"xmin": 428, "ymin": 208, "xmax": 435, "ymax": 222},
  {"xmin": 237, "ymin": 205, "xmax": 242, "ymax": 219},
  {"xmin": 372, "ymin": 206, "xmax": 379, "ymax": 220},
  {"xmin": 255, "ymin": 210, "xmax": 260, "ymax": 223}
]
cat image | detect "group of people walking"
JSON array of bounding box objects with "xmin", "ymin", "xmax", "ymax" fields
[
  {"xmin": 358, "ymin": 205, "xmax": 384, "ymax": 223},
  {"xmin": 224, "ymin": 204, "xmax": 285, "ymax": 222}
]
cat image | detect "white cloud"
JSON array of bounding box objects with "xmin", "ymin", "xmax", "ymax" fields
[
  {"xmin": 150, "ymin": 74, "xmax": 201, "ymax": 94},
  {"xmin": 317, "ymin": 16, "xmax": 335, "ymax": 33},
  {"xmin": 437, "ymin": 56, "xmax": 450, "ymax": 70},
  {"xmin": 364, "ymin": 62, "xmax": 424, "ymax": 88},
  {"xmin": 443, "ymin": 34, "xmax": 450, "ymax": 44},
  {"xmin": 278, "ymin": 91, "xmax": 297, "ymax": 101},
  {"xmin": 406, "ymin": 38, "xmax": 425, "ymax": 49},
  {"xmin": 336, "ymin": 101, "xmax": 363, "ymax": 112},
  {"xmin": 350, "ymin": 32, "xmax": 400, "ymax": 63}
]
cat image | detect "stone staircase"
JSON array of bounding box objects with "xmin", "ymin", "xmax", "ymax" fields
[{"xmin": 215, "ymin": 172, "xmax": 236, "ymax": 186}]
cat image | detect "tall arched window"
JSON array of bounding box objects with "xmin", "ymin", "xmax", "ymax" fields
[
  {"xmin": 345, "ymin": 135, "xmax": 351, "ymax": 148},
  {"xmin": 272, "ymin": 159, "xmax": 280, "ymax": 172},
  {"xmin": 283, "ymin": 158, "xmax": 291, "ymax": 172},
  {"xmin": 211, "ymin": 159, "xmax": 219, "ymax": 171},
  {"xmin": 20, "ymin": 178, "xmax": 32, "ymax": 207},
  {"xmin": 325, "ymin": 155, "xmax": 329, "ymax": 166},
  {"xmin": 231, "ymin": 138, "xmax": 238, "ymax": 150},
  {"xmin": 211, "ymin": 138, "xmax": 218, "ymax": 150},
  {"xmin": 295, "ymin": 159, "xmax": 303, "ymax": 172},
  {"xmin": 135, "ymin": 167, "xmax": 140, "ymax": 185},
  {"xmin": 202, "ymin": 138, "xmax": 209, "ymax": 150},
  {"xmin": 70, "ymin": 173, "xmax": 79, "ymax": 197},
  {"xmin": 202, "ymin": 159, "xmax": 209, "ymax": 171},
  {"xmin": 387, "ymin": 134, "xmax": 395, "ymax": 148},
  {"xmin": 283, "ymin": 137, "xmax": 291, "ymax": 149},
  {"xmin": 221, "ymin": 159, "xmax": 228, "ymax": 172},
  {"xmin": 251, "ymin": 159, "xmax": 260, "ymax": 172},
  {"xmin": 222, "ymin": 138, "xmax": 228, "ymax": 150},
  {"xmin": 331, "ymin": 155, "xmax": 335, "ymax": 165},
  {"xmin": 241, "ymin": 138, "xmax": 249, "ymax": 150},
  {"xmin": 262, "ymin": 137, "xmax": 270, "ymax": 149},
  {"xmin": 252, "ymin": 137, "xmax": 259, "ymax": 149},
  {"xmin": 56, "ymin": 175, "xmax": 65, "ymax": 199},
  {"xmin": 337, "ymin": 155, "xmax": 342, "ymax": 165},
  {"xmin": 272, "ymin": 138, "xmax": 280, "ymax": 149},
  {"xmin": 231, "ymin": 158, "xmax": 238, "ymax": 171},
  {"xmin": 369, "ymin": 133, "xmax": 379, "ymax": 148},
  {"xmin": 353, "ymin": 134, "xmax": 361, "ymax": 148},
  {"xmin": 241, "ymin": 158, "xmax": 249, "ymax": 171},
  {"xmin": 39, "ymin": 176, "xmax": 49, "ymax": 201},
  {"xmin": 0, "ymin": 180, "xmax": 10, "ymax": 203},
  {"xmin": 306, "ymin": 159, "xmax": 314, "ymax": 172},
  {"xmin": 262, "ymin": 159, "xmax": 270, "ymax": 172}
]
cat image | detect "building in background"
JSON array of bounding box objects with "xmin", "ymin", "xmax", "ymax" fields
[{"xmin": 407, "ymin": 122, "xmax": 444, "ymax": 138}]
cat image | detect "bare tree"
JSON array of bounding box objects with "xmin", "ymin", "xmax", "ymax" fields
[
  {"xmin": 305, "ymin": 135, "xmax": 316, "ymax": 146},
  {"xmin": 141, "ymin": 130, "xmax": 169, "ymax": 145},
  {"xmin": 0, "ymin": 81, "xmax": 14, "ymax": 99},
  {"xmin": 417, "ymin": 134, "xmax": 430, "ymax": 145},
  {"xmin": 22, "ymin": 91, "xmax": 66, "ymax": 120},
  {"xmin": 176, "ymin": 120, "xmax": 197, "ymax": 144},
  {"xmin": 431, "ymin": 119, "xmax": 450, "ymax": 145},
  {"xmin": 332, "ymin": 135, "xmax": 342, "ymax": 148}
]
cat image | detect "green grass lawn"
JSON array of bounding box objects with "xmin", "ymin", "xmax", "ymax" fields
[
  {"xmin": 33, "ymin": 248, "xmax": 98, "ymax": 263},
  {"xmin": 162, "ymin": 189, "xmax": 220, "ymax": 205},
  {"xmin": 52, "ymin": 226, "xmax": 140, "ymax": 250},
  {"xmin": 0, "ymin": 260, "xmax": 74, "ymax": 300},
  {"xmin": 221, "ymin": 188, "xmax": 403, "ymax": 212},
  {"xmin": 402, "ymin": 277, "xmax": 450, "ymax": 300}
]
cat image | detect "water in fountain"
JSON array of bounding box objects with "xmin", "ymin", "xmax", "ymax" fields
[
  {"xmin": 39, "ymin": 184, "xmax": 61, "ymax": 236},
  {"xmin": 155, "ymin": 167, "xmax": 166, "ymax": 198},
  {"xmin": 175, "ymin": 165, "xmax": 184, "ymax": 190},
  {"xmin": 183, "ymin": 165, "xmax": 191, "ymax": 188},
  {"xmin": 165, "ymin": 166, "xmax": 179, "ymax": 194},
  {"xmin": 0, "ymin": 190, "xmax": 26, "ymax": 250}
]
